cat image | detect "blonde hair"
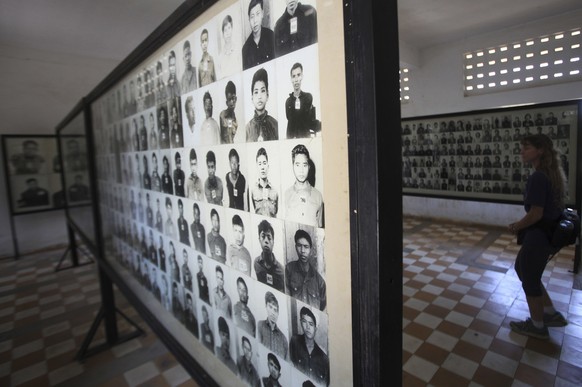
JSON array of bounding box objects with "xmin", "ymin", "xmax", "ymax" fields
[{"xmin": 521, "ymin": 134, "xmax": 567, "ymax": 207}]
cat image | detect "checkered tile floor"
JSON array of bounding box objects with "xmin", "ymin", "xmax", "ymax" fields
[
  {"xmin": 0, "ymin": 248, "xmax": 198, "ymax": 387},
  {"xmin": 403, "ymin": 217, "xmax": 582, "ymax": 386},
  {"xmin": 2, "ymin": 217, "xmax": 581, "ymax": 386}
]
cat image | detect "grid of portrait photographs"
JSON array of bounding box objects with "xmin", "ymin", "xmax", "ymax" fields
[
  {"xmin": 401, "ymin": 104, "xmax": 578, "ymax": 202},
  {"xmin": 90, "ymin": 1, "xmax": 329, "ymax": 385},
  {"xmin": 2, "ymin": 135, "xmax": 66, "ymax": 214}
]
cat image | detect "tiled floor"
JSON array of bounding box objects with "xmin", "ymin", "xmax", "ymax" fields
[
  {"xmin": 0, "ymin": 248, "xmax": 198, "ymax": 387},
  {"xmin": 1, "ymin": 217, "xmax": 581, "ymax": 386},
  {"xmin": 403, "ymin": 217, "xmax": 582, "ymax": 386}
]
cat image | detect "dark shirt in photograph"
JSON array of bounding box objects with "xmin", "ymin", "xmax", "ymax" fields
[
  {"xmin": 191, "ymin": 222, "xmax": 206, "ymax": 254},
  {"xmin": 289, "ymin": 334, "xmax": 329, "ymax": 386},
  {"xmin": 207, "ymin": 232, "xmax": 226, "ymax": 264},
  {"xmin": 201, "ymin": 322, "xmax": 214, "ymax": 351},
  {"xmin": 274, "ymin": 2, "xmax": 318, "ymax": 57},
  {"xmin": 285, "ymin": 261, "xmax": 326, "ymax": 311},
  {"xmin": 178, "ymin": 217, "xmax": 190, "ymax": 246},
  {"xmin": 242, "ymin": 28, "xmax": 275, "ymax": 70},
  {"xmin": 184, "ymin": 310, "xmax": 199, "ymax": 338},
  {"xmin": 174, "ymin": 169, "xmax": 186, "ymax": 197},
  {"xmin": 18, "ymin": 187, "xmax": 49, "ymax": 207},
  {"xmin": 216, "ymin": 345, "xmax": 237, "ymax": 374},
  {"xmin": 237, "ymin": 356, "xmax": 261, "ymax": 387},
  {"xmin": 226, "ymin": 172, "xmax": 246, "ymax": 210},
  {"xmin": 162, "ymin": 172, "xmax": 174, "ymax": 194},
  {"xmin": 234, "ymin": 302, "xmax": 256, "ymax": 337},
  {"xmin": 197, "ymin": 271, "xmax": 209, "ymax": 303},
  {"xmin": 246, "ymin": 111, "xmax": 279, "ymax": 142},
  {"xmin": 254, "ymin": 254, "xmax": 285, "ymax": 292},
  {"xmin": 257, "ymin": 320, "xmax": 288, "ymax": 359},
  {"xmin": 285, "ymin": 91, "xmax": 316, "ymax": 138}
]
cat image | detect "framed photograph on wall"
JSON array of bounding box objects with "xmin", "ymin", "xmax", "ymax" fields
[
  {"xmin": 401, "ymin": 100, "xmax": 580, "ymax": 206},
  {"xmin": 2, "ymin": 135, "xmax": 63, "ymax": 214}
]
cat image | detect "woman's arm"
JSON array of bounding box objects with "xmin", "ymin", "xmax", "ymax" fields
[{"xmin": 509, "ymin": 205, "xmax": 544, "ymax": 234}]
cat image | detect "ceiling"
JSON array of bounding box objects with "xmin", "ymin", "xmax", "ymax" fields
[
  {"xmin": 2, "ymin": 0, "xmax": 582, "ymax": 61},
  {"xmin": 398, "ymin": 0, "xmax": 582, "ymax": 50}
]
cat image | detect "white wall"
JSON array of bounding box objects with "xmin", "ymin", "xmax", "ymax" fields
[
  {"xmin": 399, "ymin": 10, "xmax": 582, "ymax": 227},
  {"xmin": 0, "ymin": 44, "xmax": 119, "ymax": 258}
]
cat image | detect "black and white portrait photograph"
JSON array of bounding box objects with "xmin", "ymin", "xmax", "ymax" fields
[
  {"xmin": 5, "ymin": 137, "xmax": 52, "ymax": 175},
  {"xmin": 213, "ymin": 315, "xmax": 238, "ymax": 374},
  {"xmin": 223, "ymin": 146, "xmax": 250, "ymax": 211},
  {"xmin": 241, "ymin": 0, "xmax": 275, "ymax": 70},
  {"xmin": 234, "ymin": 331, "xmax": 261, "ymax": 386},
  {"xmin": 163, "ymin": 195, "xmax": 177, "ymax": 240},
  {"xmin": 188, "ymin": 83, "xmax": 222, "ymax": 146},
  {"xmin": 176, "ymin": 37, "xmax": 198, "ymax": 95},
  {"xmin": 211, "ymin": 261, "xmax": 237, "ymax": 320},
  {"xmin": 160, "ymin": 150, "xmax": 174, "ymax": 195},
  {"xmin": 257, "ymin": 345, "xmax": 291, "ymax": 387},
  {"xmin": 11, "ymin": 175, "xmax": 51, "ymax": 210},
  {"xmin": 195, "ymin": 252, "xmax": 211, "ymax": 305},
  {"xmin": 157, "ymin": 102, "xmax": 171, "ymax": 150},
  {"xmin": 62, "ymin": 136, "xmax": 89, "ymax": 173},
  {"xmin": 254, "ymin": 280, "xmax": 291, "ymax": 361},
  {"xmin": 246, "ymin": 142, "xmax": 282, "ymax": 218},
  {"xmin": 216, "ymin": 74, "xmax": 247, "ymax": 144},
  {"xmin": 279, "ymin": 139, "xmax": 324, "ymax": 227},
  {"xmin": 154, "ymin": 56, "xmax": 170, "ymax": 106},
  {"xmin": 248, "ymin": 214, "xmax": 286, "ymax": 293},
  {"xmin": 199, "ymin": 302, "xmax": 215, "ymax": 352},
  {"xmin": 183, "ymin": 289, "xmax": 200, "ymax": 338},
  {"xmin": 205, "ymin": 204, "xmax": 228, "ymax": 264},
  {"xmin": 284, "ymin": 223, "xmax": 326, "ymax": 311},
  {"xmin": 215, "ymin": 4, "xmax": 244, "ymax": 79},
  {"xmin": 165, "ymin": 49, "xmax": 182, "ymax": 100},
  {"xmin": 207, "ymin": 146, "xmax": 233, "ymax": 206},
  {"xmin": 176, "ymin": 197, "xmax": 193, "ymax": 248},
  {"xmin": 181, "ymin": 92, "xmax": 198, "ymax": 148},
  {"xmin": 288, "ymin": 302, "xmax": 329, "ymax": 387},
  {"xmin": 187, "ymin": 199, "xmax": 204, "ymax": 247},
  {"xmin": 271, "ymin": 0, "xmax": 318, "ymax": 58},
  {"xmin": 232, "ymin": 275, "xmax": 257, "ymax": 338},
  {"xmin": 193, "ymin": 21, "xmax": 219, "ymax": 88},
  {"xmin": 243, "ymin": 62, "xmax": 280, "ymax": 142},
  {"xmin": 168, "ymin": 97, "xmax": 184, "ymax": 149},
  {"xmin": 275, "ymin": 44, "xmax": 321, "ymax": 139},
  {"xmin": 224, "ymin": 209, "xmax": 253, "ymax": 276},
  {"xmin": 66, "ymin": 172, "xmax": 91, "ymax": 204}
]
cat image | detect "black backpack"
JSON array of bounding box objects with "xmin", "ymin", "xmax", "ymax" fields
[{"xmin": 551, "ymin": 208, "xmax": 580, "ymax": 250}]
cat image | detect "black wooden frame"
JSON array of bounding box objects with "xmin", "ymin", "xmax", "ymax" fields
[{"xmin": 345, "ymin": 0, "xmax": 402, "ymax": 385}]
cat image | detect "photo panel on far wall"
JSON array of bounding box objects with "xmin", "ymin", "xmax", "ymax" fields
[
  {"xmin": 2, "ymin": 136, "xmax": 63, "ymax": 214},
  {"xmin": 401, "ymin": 102, "xmax": 578, "ymax": 204}
]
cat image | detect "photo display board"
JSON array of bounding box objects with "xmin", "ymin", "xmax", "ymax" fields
[
  {"xmin": 57, "ymin": 111, "xmax": 96, "ymax": 245},
  {"xmin": 90, "ymin": 0, "xmax": 352, "ymax": 385},
  {"xmin": 402, "ymin": 101, "xmax": 580, "ymax": 205},
  {"xmin": 2, "ymin": 135, "xmax": 63, "ymax": 214}
]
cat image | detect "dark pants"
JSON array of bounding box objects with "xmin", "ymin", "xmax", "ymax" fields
[{"xmin": 515, "ymin": 228, "xmax": 552, "ymax": 297}]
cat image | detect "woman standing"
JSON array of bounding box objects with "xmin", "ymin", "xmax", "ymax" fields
[{"xmin": 509, "ymin": 134, "xmax": 568, "ymax": 339}]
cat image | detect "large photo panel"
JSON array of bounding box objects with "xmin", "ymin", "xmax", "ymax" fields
[{"xmin": 90, "ymin": 0, "xmax": 352, "ymax": 385}]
